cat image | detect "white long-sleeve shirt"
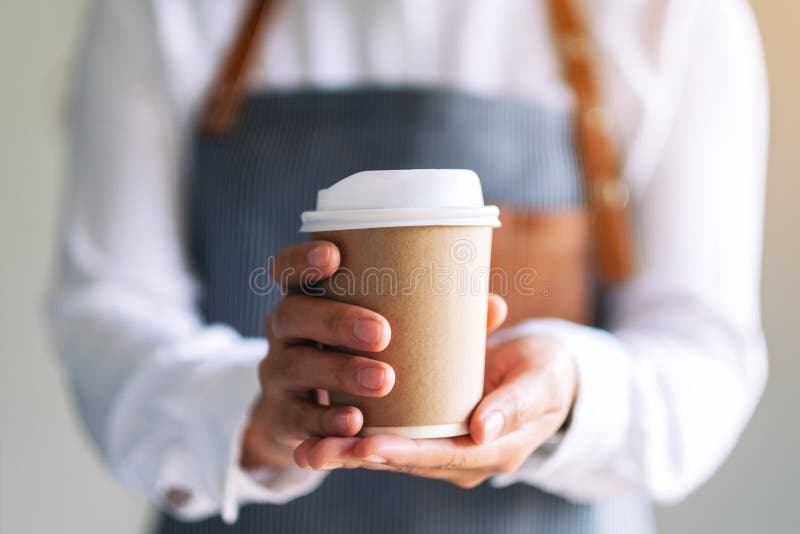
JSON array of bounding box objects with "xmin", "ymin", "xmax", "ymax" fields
[{"xmin": 49, "ymin": 0, "xmax": 769, "ymax": 524}]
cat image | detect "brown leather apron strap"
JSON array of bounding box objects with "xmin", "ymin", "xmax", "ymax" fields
[
  {"xmin": 200, "ymin": 0, "xmax": 278, "ymax": 136},
  {"xmin": 201, "ymin": 0, "xmax": 635, "ymax": 283},
  {"xmin": 548, "ymin": 0, "xmax": 635, "ymax": 283}
]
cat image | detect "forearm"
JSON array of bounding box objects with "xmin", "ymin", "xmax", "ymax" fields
[{"xmin": 48, "ymin": 283, "xmax": 328, "ymax": 521}]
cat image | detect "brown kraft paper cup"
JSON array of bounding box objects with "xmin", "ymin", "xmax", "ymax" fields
[{"xmin": 311, "ymin": 225, "xmax": 493, "ymax": 439}]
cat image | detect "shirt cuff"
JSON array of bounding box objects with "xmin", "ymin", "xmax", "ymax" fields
[
  {"xmin": 221, "ymin": 405, "xmax": 329, "ymax": 523},
  {"xmin": 204, "ymin": 337, "xmax": 329, "ymax": 523},
  {"xmin": 139, "ymin": 331, "xmax": 327, "ymax": 522},
  {"xmin": 488, "ymin": 318, "xmax": 633, "ymax": 500}
]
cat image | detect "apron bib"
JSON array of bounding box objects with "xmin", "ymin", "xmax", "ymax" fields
[{"xmin": 153, "ymin": 87, "xmax": 654, "ymax": 534}]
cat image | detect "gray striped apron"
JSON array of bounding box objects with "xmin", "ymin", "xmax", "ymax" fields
[{"xmin": 156, "ymin": 87, "xmax": 655, "ymax": 533}]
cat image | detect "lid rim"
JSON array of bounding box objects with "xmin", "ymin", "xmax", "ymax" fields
[{"xmin": 299, "ymin": 206, "xmax": 501, "ymax": 233}]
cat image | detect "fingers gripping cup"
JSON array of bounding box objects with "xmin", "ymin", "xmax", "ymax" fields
[{"xmin": 300, "ymin": 170, "xmax": 501, "ymax": 439}]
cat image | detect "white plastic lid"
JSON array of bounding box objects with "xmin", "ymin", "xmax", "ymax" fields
[{"xmin": 300, "ymin": 169, "xmax": 501, "ymax": 232}]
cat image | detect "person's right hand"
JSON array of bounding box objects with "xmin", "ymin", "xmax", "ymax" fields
[{"xmin": 240, "ymin": 240, "xmax": 394, "ymax": 470}]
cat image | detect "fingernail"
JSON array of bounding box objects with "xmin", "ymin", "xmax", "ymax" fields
[
  {"xmin": 308, "ymin": 246, "xmax": 330, "ymax": 268},
  {"xmin": 483, "ymin": 411, "xmax": 504, "ymax": 443},
  {"xmin": 333, "ymin": 411, "xmax": 352, "ymax": 434},
  {"xmin": 357, "ymin": 366, "xmax": 385, "ymax": 391},
  {"xmin": 365, "ymin": 454, "xmax": 386, "ymax": 463},
  {"xmin": 354, "ymin": 318, "xmax": 383, "ymax": 344}
]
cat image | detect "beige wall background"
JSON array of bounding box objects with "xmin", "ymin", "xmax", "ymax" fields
[{"xmin": 1, "ymin": 1, "xmax": 797, "ymax": 533}]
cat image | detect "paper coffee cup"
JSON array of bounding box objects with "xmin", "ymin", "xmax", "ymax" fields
[{"xmin": 300, "ymin": 170, "xmax": 500, "ymax": 439}]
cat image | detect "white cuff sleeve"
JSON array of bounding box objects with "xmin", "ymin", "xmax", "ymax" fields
[
  {"xmin": 221, "ymin": 408, "xmax": 329, "ymax": 523},
  {"xmin": 73, "ymin": 324, "xmax": 327, "ymax": 523}
]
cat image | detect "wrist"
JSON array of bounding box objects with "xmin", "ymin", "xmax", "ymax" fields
[
  {"xmin": 533, "ymin": 334, "xmax": 578, "ymax": 457},
  {"xmin": 240, "ymin": 400, "xmax": 297, "ymax": 470}
]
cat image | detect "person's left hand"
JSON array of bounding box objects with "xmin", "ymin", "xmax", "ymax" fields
[{"xmin": 292, "ymin": 317, "xmax": 579, "ymax": 488}]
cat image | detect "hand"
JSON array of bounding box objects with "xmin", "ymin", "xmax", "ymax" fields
[
  {"xmin": 293, "ymin": 333, "xmax": 578, "ymax": 488},
  {"xmin": 241, "ymin": 240, "xmax": 395, "ymax": 469}
]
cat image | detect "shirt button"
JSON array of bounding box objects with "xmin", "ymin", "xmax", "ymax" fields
[{"xmin": 164, "ymin": 488, "xmax": 192, "ymax": 510}]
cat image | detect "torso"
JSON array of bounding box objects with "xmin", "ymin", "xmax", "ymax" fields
[
  {"xmin": 153, "ymin": 87, "xmax": 653, "ymax": 534},
  {"xmin": 151, "ymin": 1, "xmax": 669, "ymax": 530}
]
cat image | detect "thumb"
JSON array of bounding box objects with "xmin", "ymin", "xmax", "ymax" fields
[
  {"xmin": 469, "ymin": 360, "xmax": 542, "ymax": 445},
  {"xmin": 486, "ymin": 294, "xmax": 508, "ymax": 333}
]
